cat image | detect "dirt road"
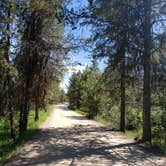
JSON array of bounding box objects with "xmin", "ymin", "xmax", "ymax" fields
[{"xmin": 4, "ymin": 104, "xmax": 166, "ymax": 166}]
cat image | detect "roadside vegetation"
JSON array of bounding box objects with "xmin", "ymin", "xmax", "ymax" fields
[
  {"xmin": 1, "ymin": 0, "xmax": 166, "ymax": 163},
  {"xmin": 68, "ymin": 65, "xmax": 166, "ymax": 154},
  {"xmin": 0, "ymin": 0, "xmax": 67, "ymax": 163},
  {"xmin": 67, "ymin": 0, "xmax": 166, "ymax": 154},
  {"xmin": 0, "ymin": 106, "xmax": 52, "ymax": 162}
]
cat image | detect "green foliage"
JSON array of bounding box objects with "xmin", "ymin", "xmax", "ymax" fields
[
  {"xmin": 125, "ymin": 108, "xmax": 142, "ymax": 130},
  {"xmin": 68, "ymin": 59, "xmax": 166, "ymax": 153},
  {"xmin": 75, "ymin": 109, "xmax": 88, "ymax": 116},
  {"xmin": 101, "ymin": 105, "xmax": 120, "ymax": 130},
  {"xmin": 0, "ymin": 106, "xmax": 52, "ymax": 162},
  {"xmin": 68, "ymin": 71, "xmax": 83, "ymax": 109},
  {"xmin": 68, "ymin": 65, "xmax": 142, "ymax": 130},
  {"xmin": 151, "ymin": 106, "xmax": 166, "ymax": 153},
  {"xmin": 68, "ymin": 66, "xmax": 101, "ymax": 118},
  {"xmin": 80, "ymin": 67, "xmax": 101, "ymax": 118},
  {"xmin": 0, "ymin": 0, "xmax": 66, "ymax": 159},
  {"xmin": 48, "ymin": 83, "xmax": 67, "ymax": 104}
]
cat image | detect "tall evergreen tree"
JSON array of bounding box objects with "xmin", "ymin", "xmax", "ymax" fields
[{"xmin": 85, "ymin": 0, "xmax": 141, "ymax": 132}]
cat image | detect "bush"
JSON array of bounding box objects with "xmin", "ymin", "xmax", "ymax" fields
[
  {"xmin": 125, "ymin": 108, "xmax": 142, "ymax": 130},
  {"xmin": 151, "ymin": 106, "xmax": 166, "ymax": 152}
]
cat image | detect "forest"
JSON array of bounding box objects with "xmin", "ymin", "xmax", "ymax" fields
[
  {"xmin": 0, "ymin": 0, "xmax": 67, "ymax": 160},
  {"xmin": 68, "ymin": 0, "xmax": 166, "ymax": 153},
  {"xmin": 0, "ymin": 0, "xmax": 166, "ymax": 163}
]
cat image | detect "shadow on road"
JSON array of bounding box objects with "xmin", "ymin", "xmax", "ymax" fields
[
  {"xmin": 65, "ymin": 116, "xmax": 87, "ymax": 120},
  {"xmin": 58, "ymin": 104, "xmax": 70, "ymax": 111},
  {"xmin": 4, "ymin": 125, "xmax": 162, "ymax": 166}
]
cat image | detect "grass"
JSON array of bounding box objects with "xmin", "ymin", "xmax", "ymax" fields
[
  {"xmin": 151, "ymin": 137, "xmax": 166, "ymax": 154},
  {"xmin": 94, "ymin": 115, "xmax": 113, "ymax": 128},
  {"xmin": 74, "ymin": 109, "xmax": 115, "ymax": 129},
  {"xmin": 125, "ymin": 129, "xmax": 166, "ymax": 154},
  {"xmin": 28, "ymin": 107, "xmax": 52, "ymax": 129},
  {"xmin": 125, "ymin": 129, "xmax": 142, "ymax": 139},
  {"xmin": 0, "ymin": 105, "xmax": 52, "ymax": 163},
  {"xmin": 75, "ymin": 109, "xmax": 89, "ymax": 116}
]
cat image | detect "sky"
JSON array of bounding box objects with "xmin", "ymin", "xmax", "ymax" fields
[
  {"xmin": 60, "ymin": 50, "xmax": 106, "ymax": 92},
  {"xmin": 60, "ymin": 0, "xmax": 106, "ymax": 92}
]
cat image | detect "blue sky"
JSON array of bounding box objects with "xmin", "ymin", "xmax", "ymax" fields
[
  {"xmin": 60, "ymin": 49, "xmax": 106, "ymax": 92},
  {"xmin": 60, "ymin": 0, "xmax": 106, "ymax": 92}
]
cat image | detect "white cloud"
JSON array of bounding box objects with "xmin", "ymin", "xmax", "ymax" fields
[
  {"xmin": 66, "ymin": 64, "xmax": 87, "ymax": 76},
  {"xmin": 60, "ymin": 64, "xmax": 87, "ymax": 92},
  {"xmin": 60, "ymin": 79, "xmax": 69, "ymax": 93}
]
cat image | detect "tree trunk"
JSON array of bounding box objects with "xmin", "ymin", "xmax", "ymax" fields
[
  {"xmin": 142, "ymin": 0, "xmax": 152, "ymax": 142},
  {"xmin": 19, "ymin": 103, "xmax": 29, "ymax": 134},
  {"xmin": 19, "ymin": 81, "xmax": 30, "ymax": 134},
  {"xmin": 120, "ymin": 59, "xmax": 126, "ymax": 132},
  {"xmin": 9, "ymin": 108, "xmax": 15, "ymax": 141},
  {"xmin": 5, "ymin": 7, "xmax": 15, "ymax": 140},
  {"xmin": 19, "ymin": 105, "xmax": 23, "ymax": 134},
  {"xmin": 119, "ymin": 40, "xmax": 126, "ymax": 132},
  {"xmin": 35, "ymin": 102, "xmax": 39, "ymax": 121}
]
